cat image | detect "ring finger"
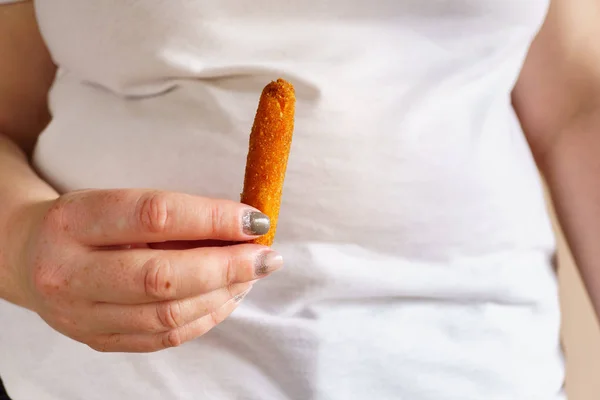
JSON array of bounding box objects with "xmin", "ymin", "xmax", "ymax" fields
[
  {"xmin": 89, "ymin": 282, "xmax": 253, "ymax": 334},
  {"xmin": 86, "ymin": 295, "xmax": 243, "ymax": 353}
]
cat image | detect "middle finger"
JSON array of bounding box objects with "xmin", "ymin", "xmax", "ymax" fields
[{"xmin": 71, "ymin": 244, "xmax": 282, "ymax": 304}]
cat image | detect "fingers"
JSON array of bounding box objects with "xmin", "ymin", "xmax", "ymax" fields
[
  {"xmin": 72, "ymin": 244, "xmax": 282, "ymax": 304},
  {"xmin": 87, "ymin": 296, "xmax": 241, "ymax": 353},
  {"xmin": 90, "ymin": 282, "xmax": 253, "ymax": 334},
  {"xmin": 147, "ymin": 240, "xmax": 235, "ymax": 251},
  {"xmin": 53, "ymin": 189, "xmax": 270, "ymax": 246}
]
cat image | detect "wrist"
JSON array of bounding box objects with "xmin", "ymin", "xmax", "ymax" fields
[
  {"xmin": 0, "ymin": 135, "xmax": 59, "ymax": 309},
  {"xmin": 0, "ymin": 199, "xmax": 54, "ymax": 310}
]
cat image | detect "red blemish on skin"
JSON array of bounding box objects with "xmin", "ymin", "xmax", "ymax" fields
[{"xmin": 165, "ymin": 282, "xmax": 171, "ymax": 289}]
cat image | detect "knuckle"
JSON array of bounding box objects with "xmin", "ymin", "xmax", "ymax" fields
[
  {"xmin": 225, "ymin": 284, "xmax": 235, "ymax": 300},
  {"xmin": 143, "ymin": 257, "xmax": 176, "ymax": 300},
  {"xmin": 88, "ymin": 334, "xmax": 117, "ymax": 353},
  {"xmin": 208, "ymin": 202, "xmax": 227, "ymax": 235},
  {"xmin": 42, "ymin": 194, "xmax": 85, "ymax": 237},
  {"xmin": 32, "ymin": 269, "xmax": 53, "ymax": 296},
  {"xmin": 43, "ymin": 200, "xmax": 69, "ymax": 231},
  {"xmin": 198, "ymin": 296, "xmax": 218, "ymax": 317},
  {"xmin": 162, "ymin": 329, "xmax": 183, "ymax": 349},
  {"xmin": 223, "ymin": 251, "xmax": 237, "ymax": 285},
  {"xmin": 88, "ymin": 342, "xmax": 107, "ymax": 353},
  {"xmin": 69, "ymin": 332, "xmax": 89, "ymax": 345},
  {"xmin": 53, "ymin": 312, "xmax": 75, "ymax": 332},
  {"xmin": 156, "ymin": 301, "xmax": 184, "ymax": 330},
  {"xmin": 136, "ymin": 192, "xmax": 171, "ymax": 233},
  {"xmin": 208, "ymin": 309, "xmax": 222, "ymax": 327},
  {"xmin": 32, "ymin": 264, "xmax": 67, "ymax": 298}
]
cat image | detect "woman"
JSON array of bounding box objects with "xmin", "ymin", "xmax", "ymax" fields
[{"xmin": 0, "ymin": 1, "xmax": 598, "ymax": 399}]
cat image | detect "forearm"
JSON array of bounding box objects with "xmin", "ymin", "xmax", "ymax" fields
[
  {"xmin": 510, "ymin": 0, "xmax": 600, "ymax": 323},
  {"xmin": 0, "ymin": 133, "xmax": 58, "ymax": 307},
  {"xmin": 537, "ymin": 109, "xmax": 600, "ymax": 322}
]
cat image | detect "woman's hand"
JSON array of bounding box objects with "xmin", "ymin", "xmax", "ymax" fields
[
  {"xmin": 8, "ymin": 189, "xmax": 281, "ymax": 353},
  {"xmin": 0, "ymin": 2, "xmax": 281, "ymax": 354}
]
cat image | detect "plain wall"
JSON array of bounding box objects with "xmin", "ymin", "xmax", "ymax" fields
[{"xmin": 549, "ymin": 200, "xmax": 600, "ymax": 399}]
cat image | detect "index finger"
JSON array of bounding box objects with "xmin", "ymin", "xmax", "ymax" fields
[{"xmin": 55, "ymin": 189, "xmax": 270, "ymax": 246}]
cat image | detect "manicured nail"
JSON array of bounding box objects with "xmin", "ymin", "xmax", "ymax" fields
[
  {"xmin": 234, "ymin": 287, "xmax": 253, "ymax": 303},
  {"xmin": 255, "ymin": 251, "xmax": 283, "ymax": 276},
  {"xmin": 242, "ymin": 210, "xmax": 270, "ymax": 236}
]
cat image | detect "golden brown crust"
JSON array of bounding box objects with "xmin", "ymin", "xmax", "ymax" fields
[{"xmin": 241, "ymin": 79, "xmax": 296, "ymax": 246}]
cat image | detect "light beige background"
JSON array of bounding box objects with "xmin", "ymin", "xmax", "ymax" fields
[{"xmin": 549, "ymin": 201, "xmax": 600, "ymax": 399}]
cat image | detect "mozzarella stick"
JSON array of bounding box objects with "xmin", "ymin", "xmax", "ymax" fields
[{"xmin": 241, "ymin": 79, "xmax": 296, "ymax": 246}]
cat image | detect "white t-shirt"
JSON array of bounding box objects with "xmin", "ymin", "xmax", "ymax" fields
[{"xmin": 0, "ymin": 1, "xmax": 564, "ymax": 399}]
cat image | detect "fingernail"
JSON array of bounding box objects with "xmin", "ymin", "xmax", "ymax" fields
[
  {"xmin": 242, "ymin": 210, "xmax": 270, "ymax": 236},
  {"xmin": 255, "ymin": 251, "xmax": 283, "ymax": 276},
  {"xmin": 234, "ymin": 287, "xmax": 253, "ymax": 303}
]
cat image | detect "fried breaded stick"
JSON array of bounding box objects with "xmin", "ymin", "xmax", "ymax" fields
[{"xmin": 241, "ymin": 79, "xmax": 296, "ymax": 246}]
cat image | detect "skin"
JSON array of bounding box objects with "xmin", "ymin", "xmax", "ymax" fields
[
  {"xmin": 512, "ymin": 0, "xmax": 600, "ymax": 321},
  {"xmin": 0, "ymin": 0, "xmax": 598, "ymax": 355},
  {"xmin": 0, "ymin": 1, "xmax": 283, "ymax": 353}
]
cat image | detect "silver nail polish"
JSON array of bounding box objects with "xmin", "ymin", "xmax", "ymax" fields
[
  {"xmin": 234, "ymin": 287, "xmax": 253, "ymax": 303},
  {"xmin": 255, "ymin": 251, "xmax": 284, "ymax": 276},
  {"xmin": 243, "ymin": 210, "xmax": 270, "ymax": 236}
]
